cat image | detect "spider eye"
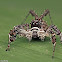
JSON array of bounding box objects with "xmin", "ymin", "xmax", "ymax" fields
[
  {"xmin": 36, "ymin": 23, "xmax": 38, "ymax": 25},
  {"xmin": 33, "ymin": 23, "xmax": 34, "ymax": 25}
]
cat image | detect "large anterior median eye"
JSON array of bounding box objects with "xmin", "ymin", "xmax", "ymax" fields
[{"xmin": 33, "ymin": 23, "xmax": 35, "ymax": 25}]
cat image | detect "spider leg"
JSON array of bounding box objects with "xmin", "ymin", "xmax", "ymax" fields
[
  {"xmin": 6, "ymin": 34, "xmax": 11, "ymax": 51},
  {"xmin": 51, "ymin": 33, "xmax": 56, "ymax": 58},
  {"xmin": 52, "ymin": 42, "xmax": 56, "ymax": 58},
  {"xmin": 6, "ymin": 29, "xmax": 17, "ymax": 51}
]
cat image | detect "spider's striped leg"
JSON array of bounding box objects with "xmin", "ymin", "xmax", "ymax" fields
[{"xmin": 6, "ymin": 34, "xmax": 16, "ymax": 51}]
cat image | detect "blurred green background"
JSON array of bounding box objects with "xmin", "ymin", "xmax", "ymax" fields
[{"xmin": 0, "ymin": 0, "xmax": 62, "ymax": 62}]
